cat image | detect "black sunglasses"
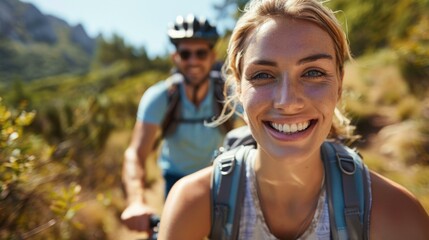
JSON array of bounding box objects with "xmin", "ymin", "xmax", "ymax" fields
[{"xmin": 178, "ymin": 49, "xmax": 210, "ymax": 61}]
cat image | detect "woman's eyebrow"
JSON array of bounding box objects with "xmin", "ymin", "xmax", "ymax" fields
[
  {"xmin": 248, "ymin": 53, "xmax": 334, "ymax": 67},
  {"xmin": 248, "ymin": 59, "xmax": 278, "ymax": 67},
  {"xmin": 297, "ymin": 53, "xmax": 334, "ymax": 65}
]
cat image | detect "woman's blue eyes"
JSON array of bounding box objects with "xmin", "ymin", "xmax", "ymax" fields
[
  {"xmin": 251, "ymin": 72, "xmax": 274, "ymax": 79},
  {"xmin": 250, "ymin": 69, "xmax": 325, "ymax": 80},
  {"xmin": 303, "ymin": 69, "xmax": 324, "ymax": 78}
]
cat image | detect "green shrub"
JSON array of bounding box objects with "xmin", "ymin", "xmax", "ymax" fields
[
  {"xmin": 395, "ymin": 15, "xmax": 429, "ymax": 97},
  {"xmin": 0, "ymin": 99, "xmax": 84, "ymax": 239}
]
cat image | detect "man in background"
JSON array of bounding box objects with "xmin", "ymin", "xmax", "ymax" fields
[{"xmin": 120, "ymin": 14, "xmax": 233, "ymax": 233}]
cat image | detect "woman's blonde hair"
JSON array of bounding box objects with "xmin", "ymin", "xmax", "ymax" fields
[{"xmin": 210, "ymin": 0, "xmax": 357, "ymax": 142}]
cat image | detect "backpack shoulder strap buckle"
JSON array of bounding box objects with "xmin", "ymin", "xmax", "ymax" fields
[
  {"xmin": 217, "ymin": 151, "xmax": 236, "ymax": 175},
  {"xmin": 336, "ymin": 152, "xmax": 357, "ymax": 175}
]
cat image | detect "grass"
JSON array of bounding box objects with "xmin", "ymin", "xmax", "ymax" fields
[{"xmin": 344, "ymin": 49, "xmax": 429, "ymax": 213}]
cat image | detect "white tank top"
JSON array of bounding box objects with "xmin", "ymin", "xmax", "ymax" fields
[{"xmin": 238, "ymin": 149, "xmax": 331, "ymax": 240}]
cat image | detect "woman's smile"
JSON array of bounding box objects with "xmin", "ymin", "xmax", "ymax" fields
[
  {"xmin": 263, "ymin": 119, "xmax": 317, "ymax": 142},
  {"xmin": 269, "ymin": 120, "xmax": 311, "ymax": 134}
]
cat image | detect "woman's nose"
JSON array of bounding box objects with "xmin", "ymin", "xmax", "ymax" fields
[{"xmin": 273, "ymin": 76, "xmax": 304, "ymax": 111}]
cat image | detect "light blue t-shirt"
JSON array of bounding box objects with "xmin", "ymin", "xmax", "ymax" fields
[{"xmin": 137, "ymin": 75, "xmax": 224, "ymax": 176}]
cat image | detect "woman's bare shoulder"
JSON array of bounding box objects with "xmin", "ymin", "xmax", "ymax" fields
[
  {"xmin": 369, "ymin": 171, "xmax": 429, "ymax": 239},
  {"xmin": 158, "ymin": 167, "xmax": 213, "ymax": 240}
]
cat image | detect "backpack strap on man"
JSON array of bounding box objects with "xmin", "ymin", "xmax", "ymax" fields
[
  {"xmin": 159, "ymin": 70, "xmax": 232, "ymax": 143},
  {"xmin": 161, "ymin": 73, "xmax": 184, "ymax": 138},
  {"xmin": 211, "ymin": 70, "xmax": 235, "ymax": 134},
  {"xmin": 210, "ymin": 145, "xmax": 252, "ymax": 240},
  {"xmin": 150, "ymin": 73, "xmax": 183, "ymax": 150},
  {"xmin": 321, "ymin": 141, "xmax": 371, "ymax": 240}
]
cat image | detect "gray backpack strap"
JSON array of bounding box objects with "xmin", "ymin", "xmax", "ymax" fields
[
  {"xmin": 331, "ymin": 143, "xmax": 363, "ymax": 240},
  {"xmin": 362, "ymin": 163, "xmax": 371, "ymax": 239},
  {"xmin": 210, "ymin": 145, "xmax": 251, "ymax": 240},
  {"xmin": 322, "ymin": 141, "xmax": 371, "ymax": 240},
  {"xmin": 222, "ymin": 125, "xmax": 255, "ymax": 151}
]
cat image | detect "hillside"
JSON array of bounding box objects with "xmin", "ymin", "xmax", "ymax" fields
[
  {"xmin": 0, "ymin": 0, "xmax": 428, "ymax": 239},
  {"xmin": 0, "ymin": 0, "xmax": 96, "ymax": 82}
]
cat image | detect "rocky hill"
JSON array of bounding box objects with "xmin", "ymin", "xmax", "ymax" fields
[{"xmin": 0, "ymin": 0, "xmax": 96, "ymax": 82}]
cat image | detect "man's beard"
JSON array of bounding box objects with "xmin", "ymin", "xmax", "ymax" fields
[{"xmin": 181, "ymin": 67, "xmax": 210, "ymax": 87}]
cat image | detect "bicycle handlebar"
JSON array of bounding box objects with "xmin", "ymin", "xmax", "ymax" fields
[{"xmin": 137, "ymin": 215, "xmax": 160, "ymax": 240}]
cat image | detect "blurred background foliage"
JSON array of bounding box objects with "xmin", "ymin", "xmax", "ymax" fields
[{"xmin": 0, "ymin": 0, "xmax": 428, "ymax": 239}]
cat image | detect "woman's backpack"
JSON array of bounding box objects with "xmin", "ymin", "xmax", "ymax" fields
[{"xmin": 210, "ymin": 127, "xmax": 371, "ymax": 240}]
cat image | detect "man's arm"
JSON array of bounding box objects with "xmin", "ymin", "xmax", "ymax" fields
[{"xmin": 121, "ymin": 121, "xmax": 160, "ymax": 232}]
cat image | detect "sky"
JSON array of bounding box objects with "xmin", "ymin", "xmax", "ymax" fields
[{"xmin": 21, "ymin": 0, "xmax": 235, "ymax": 58}]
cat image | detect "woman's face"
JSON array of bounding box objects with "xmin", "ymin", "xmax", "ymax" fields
[{"xmin": 239, "ymin": 17, "xmax": 342, "ymax": 161}]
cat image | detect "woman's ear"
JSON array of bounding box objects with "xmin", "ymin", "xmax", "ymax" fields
[{"xmin": 236, "ymin": 88, "xmax": 249, "ymax": 124}]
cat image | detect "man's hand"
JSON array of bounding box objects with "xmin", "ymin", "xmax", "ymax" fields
[{"xmin": 121, "ymin": 201, "xmax": 157, "ymax": 232}]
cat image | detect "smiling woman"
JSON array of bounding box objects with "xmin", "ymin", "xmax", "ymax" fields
[
  {"xmin": 157, "ymin": 0, "xmax": 429, "ymax": 239},
  {"xmin": 239, "ymin": 17, "xmax": 341, "ymax": 161}
]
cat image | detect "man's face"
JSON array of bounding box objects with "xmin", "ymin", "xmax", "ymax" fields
[{"xmin": 173, "ymin": 39, "xmax": 215, "ymax": 85}]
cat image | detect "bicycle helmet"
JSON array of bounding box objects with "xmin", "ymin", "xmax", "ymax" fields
[{"xmin": 168, "ymin": 14, "xmax": 219, "ymax": 48}]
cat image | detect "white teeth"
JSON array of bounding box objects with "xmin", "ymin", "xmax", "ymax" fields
[
  {"xmin": 291, "ymin": 124, "xmax": 298, "ymax": 132},
  {"xmin": 283, "ymin": 124, "xmax": 290, "ymax": 132},
  {"xmin": 270, "ymin": 121, "xmax": 310, "ymax": 134}
]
